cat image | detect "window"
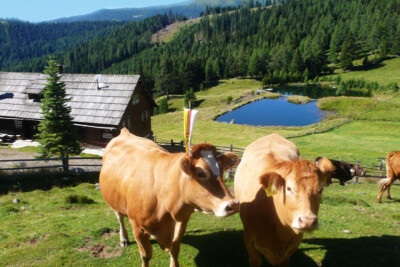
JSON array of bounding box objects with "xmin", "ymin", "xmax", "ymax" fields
[
  {"xmin": 15, "ymin": 120, "xmax": 23, "ymax": 129},
  {"xmin": 141, "ymin": 110, "xmax": 149, "ymax": 121},
  {"xmin": 122, "ymin": 117, "xmax": 131, "ymax": 129},
  {"xmin": 132, "ymin": 94, "xmax": 140, "ymax": 105}
]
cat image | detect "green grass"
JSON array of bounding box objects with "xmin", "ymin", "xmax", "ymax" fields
[
  {"xmin": 291, "ymin": 120, "xmax": 400, "ymax": 161},
  {"xmin": 330, "ymin": 57, "xmax": 400, "ymax": 86},
  {"xmin": 1, "ymin": 181, "xmax": 399, "ymax": 266}
]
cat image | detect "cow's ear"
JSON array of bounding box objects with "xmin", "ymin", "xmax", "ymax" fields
[
  {"xmin": 180, "ymin": 156, "xmax": 194, "ymax": 177},
  {"xmin": 259, "ymin": 172, "xmax": 285, "ymax": 197},
  {"xmin": 218, "ymin": 152, "xmax": 239, "ymax": 170},
  {"xmin": 315, "ymin": 157, "xmax": 335, "ymax": 186}
]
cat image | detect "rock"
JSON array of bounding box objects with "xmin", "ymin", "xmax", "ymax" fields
[
  {"xmin": 12, "ymin": 198, "xmax": 20, "ymax": 203},
  {"xmin": 360, "ymin": 192, "xmax": 366, "ymax": 195},
  {"xmin": 343, "ymin": 230, "xmax": 351, "ymax": 234}
]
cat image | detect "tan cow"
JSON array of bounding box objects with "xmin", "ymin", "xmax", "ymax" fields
[
  {"xmin": 377, "ymin": 151, "xmax": 400, "ymax": 203},
  {"xmin": 99, "ymin": 128, "xmax": 239, "ymax": 267},
  {"xmin": 234, "ymin": 133, "xmax": 334, "ymax": 266}
]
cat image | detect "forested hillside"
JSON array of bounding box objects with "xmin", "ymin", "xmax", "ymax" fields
[
  {"xmin": 3, "ymin": 0, "xmax": 400, "ymax": 97},
  {"xmin": 52, "ymin": 0, "xmax": 266, "ymax": 23},
  {"xmin": 0, "ymin": 20, "xmax": 127, "ymax": 71},
  {"xmin": 104, "ymin": 0, "xmax": 400, "ymax": 95}
]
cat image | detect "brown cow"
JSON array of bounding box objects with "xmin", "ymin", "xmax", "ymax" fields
[
  {"xmin": 99, "ymin": 129, "xmax": 239, "ymax": 267},
  {"xmin": 234, "ymin": 133, "xmax": 334, "ymax": 266},
  {"xmin": 377, "ymin": 151, "xmax": 400, "ymax": 203}
]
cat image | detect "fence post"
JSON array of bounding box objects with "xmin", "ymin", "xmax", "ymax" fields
[
  {"xmin": 154, "ymin": 135, "xmax": 156, "ymax": 143},
  {"xmin": 171, "ymin": 139, "xmax": 174, "ymax": 147},
  {"xmin": 379, "ymin": 161, "xmax": 383, "ymax": 170},
  {"xmin": 230, "ymin": 144, "xmax": 233, "ymax": 152}
]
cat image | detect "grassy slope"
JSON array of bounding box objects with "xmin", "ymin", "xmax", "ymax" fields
[
  {"xmin": 332, "ymin": 57, "xmax": 400, "ymax": 85},
  {"xmin": 1, "ymin": 181, "xmax": 399, "ymax": 266}
]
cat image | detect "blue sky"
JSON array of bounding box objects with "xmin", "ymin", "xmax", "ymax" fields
[{"xmin": 0, "ymin": 0, "xmax": 188, "ymax": 22}]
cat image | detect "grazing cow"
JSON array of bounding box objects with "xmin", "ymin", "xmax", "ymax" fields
[
  {"xmin": 377, "ymin": 151, "xmax": 400, "ymax": 203},
  {"xmin": 234, "ymin": 133, "xmax": 334, "ymax": 266},
  {"xmin": 100, "ymin": 128, "xmax": 239, "ymax": 267},
  {"xmin": 315, "ymin": 157, "xmax": 366, "ymax": 186}
]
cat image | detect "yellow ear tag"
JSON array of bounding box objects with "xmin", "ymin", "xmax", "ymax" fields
[{"xmin": 265, "ymin": 182, "xmax": 277, "ymax": 197}]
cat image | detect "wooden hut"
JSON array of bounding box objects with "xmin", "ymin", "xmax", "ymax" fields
[{"xmin": 0, "ymin": 72, "xmax": 155, "ymax": 147}]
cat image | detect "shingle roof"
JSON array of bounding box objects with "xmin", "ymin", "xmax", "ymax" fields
[{"xmin": 0, "ymin": 72, "xmax": 140, "ymax": 126}]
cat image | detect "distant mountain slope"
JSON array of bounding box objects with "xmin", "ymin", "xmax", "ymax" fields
[
  {"xmin": 0, "ymin": 20, "xmax": 127, "ymax": 71},
  {"xmin": 52, "ymin": 0, "xmax": 258, "ymax": 22}
]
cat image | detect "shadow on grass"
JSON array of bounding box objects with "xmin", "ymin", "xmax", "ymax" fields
[
  {"xmin": 302, "ymin": 235, "xmax": 400, "ymax": 266},
  {"xmin": 182, "ymin": 230, "xmax": 318, "ymax": 267},
  {"xmin": 182, "ymin": 231, "xmax": 400, "ymax": 266}
]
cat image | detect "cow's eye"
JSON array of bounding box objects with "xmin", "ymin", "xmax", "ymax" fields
[
  {"xmin": 197, "ymin": 170, "xmax": 208, "ymax": 180},
  {"xmin": 286, "ymin": 186, "xmax": 292, "ymax": 193}
]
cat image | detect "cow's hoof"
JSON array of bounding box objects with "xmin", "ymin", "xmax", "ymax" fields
[
  {"xmin": 387, "ymin": 196, "xmax": 392, "ymax": 200},
  {"xmin": 120, "ymin": 240, "xmax": 128, "ymax": 247}
]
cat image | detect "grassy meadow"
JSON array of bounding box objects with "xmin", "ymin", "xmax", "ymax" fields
[
  {"xmin": 0, "ymin": 181, "xmax": 399, "ymax": 266},
  {"xmin": 333, "ymin": 57, "xmax": 400, "ymax": 86},
  {"xmin": 2, "ymin": 57, "xmax": 400, "ymax": 266}
]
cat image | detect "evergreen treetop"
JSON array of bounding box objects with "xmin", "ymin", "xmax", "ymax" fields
[{"xmin": 36, "ymin": 58, "xmax": 81, "ymax": 162}]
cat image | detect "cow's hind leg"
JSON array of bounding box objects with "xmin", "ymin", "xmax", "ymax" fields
[
  {"xmin": 130, "ymin": 219, "xmax": 152, "ymax": 267},
  {"xmin": 377, "ymin": 177, "xmax": 394, "ymax": 203},
  {"xmin": 114, "ymin": 211, "xmax": 129, "ymax": 247},
  {"xmin": 386, "ymin": 185, "xmax": 392, "ymax": 200}
]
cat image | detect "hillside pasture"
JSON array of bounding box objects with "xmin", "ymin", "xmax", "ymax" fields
[
  {"xmin": 0, "ymin": 180, "xmax": 399, "ymax": 266},
  {"xmin": 332, "ymin": 57, "xmax": 400, "ymax": 86}
]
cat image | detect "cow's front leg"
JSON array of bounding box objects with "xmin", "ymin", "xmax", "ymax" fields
[
  {"xmin": 130, "ymin": 219, "xmax": 153, "ymax": 267},
  {"xmin": 169, "ymin": 220, "xmax": 189, "ymax": 267},
  {"xmin": 114, "ymin": 211, "xmax": 129, "ymax": 247}
]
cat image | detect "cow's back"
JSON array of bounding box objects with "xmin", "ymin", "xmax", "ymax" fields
[
  {"xmin": 100, "ymin": 129, "xmax": 170, "ymax": 217},
  {"xmin": 235, "ymin": 133, "xmax": 299, "ymax": 201}
]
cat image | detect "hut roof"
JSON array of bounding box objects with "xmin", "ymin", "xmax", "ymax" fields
[{"xmin": 0, "ymin": 72, "xmax": 141, "ymax": 126}]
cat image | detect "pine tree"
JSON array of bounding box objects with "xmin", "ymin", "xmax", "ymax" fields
[
  {"xmin": 291, "ymin": 48, "xmax": 305, "ymax": 74},
  {"xmin": 340, "ymin": 32, "xmax": 357, "ymax": 70},
  {"xmin": 36, "ymin": 58, "xmax": 81, "ymax": 171},
  {"xmin": 154, "ymin": 55, "xmax": 172, "ymax": 99}
]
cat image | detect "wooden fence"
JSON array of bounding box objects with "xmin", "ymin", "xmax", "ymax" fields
[{"xmin": 0, "ymin": 139, "xmax": 387, "ymax": 182}]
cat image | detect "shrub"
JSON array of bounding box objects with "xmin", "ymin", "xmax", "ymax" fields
[
  {"xmin": 226, "ymin": 96, "xmax": 233, "ymax": 104},
  {"xmin": 65, "ymin": 194, "xmax": 95, "ymax": 204},
  {"xmin": 159, "ymin": 98, "xmax": 168, "ymax": 114}
]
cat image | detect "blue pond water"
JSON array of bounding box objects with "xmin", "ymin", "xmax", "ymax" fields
[{"xmin": 215, "ymin": 97, "xmax": 327, "ymax": 127}]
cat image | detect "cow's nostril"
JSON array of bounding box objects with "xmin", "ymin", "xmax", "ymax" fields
[{"xmin": 225, "ymin": 206, "xmax": 233, "ymax": 212}]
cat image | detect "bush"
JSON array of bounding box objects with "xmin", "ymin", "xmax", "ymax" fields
[
  {"xmin": 65, "ymin": 194, "xmax": 95, "ymax": 204},
  {"xmin": 159, "ymin": 98, "xmax": 168, "ymax": 114},
  {"xmin": 226, "ymin": 96, "xmax": 233, "ymax": 104}
]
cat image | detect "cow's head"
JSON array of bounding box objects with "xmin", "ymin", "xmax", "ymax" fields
[
  {"xmin": 352, "ymin": 164, "xmax": 366, "ymax": 177},
  {"xmin": 259, "ymin": 157, "xmax": 334, "ymax": 233},
  {"xmin": 180, "ymin": 143, "xmax": 239, "ymax": 217}
]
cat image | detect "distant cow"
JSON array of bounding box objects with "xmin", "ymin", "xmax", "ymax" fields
[
  {"xmin": 100, "ymin": 128, "xmax": 239, "ymax": 267},
  {"xmin": 377, "ymin": 151, "xmax": 400, "ymax": 203},
  {"xmin": 315, "ymin": 157, "xmax": 365, "ymax": 186},
  {"xmin": 234, "ymin": 133, "xmax": 334, "ymax": 266}
]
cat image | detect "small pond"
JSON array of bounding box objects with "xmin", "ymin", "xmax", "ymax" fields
[{"xmin": 215, "ymin": 97, "xmax": 328, "ymax": 127}]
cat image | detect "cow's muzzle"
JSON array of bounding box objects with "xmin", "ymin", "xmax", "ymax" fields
[
  {"xmin": 292, "ymin": 215, "xmax": 319, "ymax": 232},
  {"xmin": 214, "ymin": 199, "xmax": 240, "ymax": 217}
]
